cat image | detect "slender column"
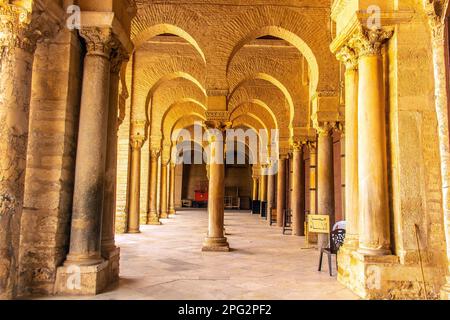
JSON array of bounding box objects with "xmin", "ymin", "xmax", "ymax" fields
[
  {"xmin": 65, "ymin": 28, "xmax": 114, "ymax": 265},
  {"xmin": 316, "ymin": 124, "xmax": 335, "ymax": 248},
  {"xmin": 259, "ymin": 166, "xmax": 268, "ymax": 217},
  {"xmin": 202, "ymin": 120, "xmax": 230, "ymax": 252},
  {"xmin": 169, "ymin": 163, "xmax": 176, "ymax": 215},
  {"xmin": 159, "ymin": 162, "xmax": 169, "ymax": 218},
  {"xmin": 291, "ymin": 142, "xmax": 306, "ymax": 236},
  {"xmin": 267, "ymin": 164, "xmax": 275, "ymax": 223},
  {"xmin": 276, "ymin": 156, "xmax": 287, "ymax": 227},
  {"xmin": 147, "ymin": 149, "xmax": 161, "ymax": 224},
  {"xmin": 102, "ymin": 50, "xmax": 127, "ymax": 255},
  {"xmin": 424, "ymin": 2, "xmax": 450, "ymax": 299},
  {"xmin": 127, "ymin": 132, "xmax": 144, "ymax": 233},
  {"xmin": 336, "ymin": 46, "xmax": 359, "ymax": 248},
  {"xmin": 0, "ymin": 3, "xmax": 40, "ymax": 299},
  {"xmin": 252, "ymin": 176, "xmax": 259, "ymax": 201},
  {"xmin": 353, "ymin": 27, "xmax": 393, "ymax": 256}
]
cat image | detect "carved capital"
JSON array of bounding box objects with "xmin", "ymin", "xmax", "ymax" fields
[
  {"xmin": 291, "ymin": 140, "xmax": 307, "ymax": 152},
  {"xmin": 424, "ymin": 0, "xmax": 448, "ymax": 43},
  {"xmin": 0, "ymin": 3, "xmax": 61, "ymax": 54},
  {"xmin": 150, "ymin": 148, "xmax": 161, "ymax": 159},
  {"xmin": 349, "ymin": 26, "xmax": 394, "ymax": 57},
  {"xmin": 204, "ymin": 111, "xmax": 232, "ymax": 131},
  {"xmin": 130, "ymin": 120, "xmax": 147, "ymax": 148},
  {"xmin": 80, "ymin": 27, "xmax": 115, "ymax": 58},
  {"xmin": 336, "ymin": 45, "xmax": 358, "ymax": 70},
  {"xmin": 110, "ymin": 47, "xmax": 129, "ymax": 75},
  {"xmin": 315, "ymin": 122, "xmax": 338, "ymax": 137}
]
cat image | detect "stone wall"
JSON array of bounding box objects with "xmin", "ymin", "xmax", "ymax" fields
[{"xmin": 18, "ymin": 30, "xmax": 83, "ymax": 296}]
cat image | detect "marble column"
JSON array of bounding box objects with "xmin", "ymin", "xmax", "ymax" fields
[
  {"xmin": 316, "ymin": 124, "xmax": 335, "ymax": 248},
  {"xmin": 0, "ymin": 4, "xmax": 39, "ymax": 299},
  {"xmin": 127, "ymin": 133, "xmax": 144, "ymax": 234},
  {"xmin": 424, "ymin": 3, "xmax": 450, "ymax": 299},
  {"xmin": 291, "ymin": 142, "xmax": 306, "ymax": 236},
  {"xmin": 259, "ymin": 167, "xmax": 268, "ymax": 217},
  {"xmin": 337, "ymin": 46, "xmax": 359, "ymax": 248},
  {"xmin": 65, "ymin": 28, "xmax": 114, "ymax": 265},
  {"xmin": 354, "ymin": 27, "xmax": 393, "ymax": 256},
  {"xmin": 267, "ymin": 166, "xmax": 275, "ymax": 223},
  {"xmin": 159, "ymin": 162, "xmax": 169, "ymax": 218},
  {"xmin": 202, "ymin": 121, "xmax": 229, "ymax": 252},
  {"xmin": 276, "ymin": 156, "xmax": 287, "ymax": 227},
  {"xmin": 169, "ymin": 163, "xmax": 176, "ymax": 216},
  {"xmin": 147, "ymin": 149, "xmax": 161, "ymax": 224},
  {"xmin": 252, "ymin": 176, "xmax": 259, "ymax": 201},
  {"xmin": 101, "ymin": 50, "xmax": 127, "ymax": 256}
]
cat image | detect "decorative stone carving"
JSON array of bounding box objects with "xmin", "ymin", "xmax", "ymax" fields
[
  {"xmin": 80, "ymin": 27, "xmax": 115, "ymax": 58},
  {"xmin": 314, "ymin": 121, "xmax": 337, "ymax": 137},
  {"xmin": 349, "ymin": 26, "xmax": 394, "ymax": 57},
  {"xmin": 336, "ymin": 45, "xmax": 358, "ymax": 70}
]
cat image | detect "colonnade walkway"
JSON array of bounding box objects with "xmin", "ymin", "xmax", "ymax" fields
[{"xmin": 55, "ymin": 210, "xmax": 358, "ymax": 300}]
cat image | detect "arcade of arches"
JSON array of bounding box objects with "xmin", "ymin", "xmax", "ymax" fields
[{"xmin": 1, "ymin": 0, "xmax": 450, "ymax": 300}]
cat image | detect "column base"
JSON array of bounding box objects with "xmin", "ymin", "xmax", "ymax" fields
[
  {"xmin": 160, "ymin": 211, "xmax": 169, "ymax": 219},
  {"xmin": 55, "ymin": 260, "xmax": 111, "ymax": 296},
  {"xmin": 127, "ymin": 229, "xmax": 141, "ymax": 234},
  {"xmin": 169, "ymin": 209, "xmax": 176, "ymax": 216},
  {"xmin": 202, "ymin": 237, "xmax": 230, "ymax": 252},
  {"xmin": 337, "ymin": 248, "xmax": 443, "ymax": 299},
  {"xmin": 440, "ymin": 276, "xmax": 450, "ymax": 300},
  {"xmin": 146, "ymin": 215, "xmax": 161, "ymax": 225}
]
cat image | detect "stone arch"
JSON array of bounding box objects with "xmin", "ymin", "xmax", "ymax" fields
[
  {"xmin": 229, "ymin": 73, "xmax": 294, "ymax": 125},
  {"xmin": 145, "ymin": 73, "xmax": 206, "ymax": 125},
  {"xmin": 214, "ymin": 6, "xmax": 338, "ymax": 94},
  {"xmin": 132, "ymin": 19, "xmax": 206, "ymax": 63}
]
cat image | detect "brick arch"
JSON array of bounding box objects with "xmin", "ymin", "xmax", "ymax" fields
[
  {"xmin": 229, "ymin": 73, "xmax": 294, "ymax": 125},
  {"xmin": 145, "ymin": 72, "xmax": 206, "ymax": 123},
  {"xmin": 150, "ymin": 80, "xmax": 206, "ymax": 135},
  {"xmin": 217, "ymin": 7, "xmax": 338, "ymax": 95},
  {"xmin": 229, "ymin": 86, "xmax": 290, "ymax": 134},
  {"xmin": 131, "ymin": 4, "xmax": 207, "ymax": 63},
  {"xmin": 160, "ymin": 100, "xmax": 207, "ymax": 138}
]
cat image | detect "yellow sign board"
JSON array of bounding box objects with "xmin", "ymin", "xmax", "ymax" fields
[{"xmin": 308, "ymin": 215, "xmax": 330, "ymax": 234}]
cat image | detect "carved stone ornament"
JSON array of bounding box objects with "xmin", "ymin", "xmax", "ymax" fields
[
  {"xmin": 349, "ymin": 26, "xmax": 394, "ymax": 57},
  {"xmin": 336, "ymin": 45, "xmax": 358, "ymax": 70},
  {"xmin": 80, "ymin": 27, "xmax": 116, "ymax": 58}
]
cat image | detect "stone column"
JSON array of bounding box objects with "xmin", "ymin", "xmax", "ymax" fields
[
  {"xmin": 276, "ymin": 156, "xmax": 287, "ymax": 227},
  {"xmin": 424, "ymin": 2, "xmax": 450, "ymax": 299},
  {"xmin": 127, "ymin": 130, "xmax": 145, "ymax": 233},
  {"xmin": 102, "ymin": 50, "xmax": 127, "ymax": 256},
  {"xmin": 159, "ymin": 162, "xmax": 169, "ymax": 218},
  {"xmin": 147, "ymin": 149, "xmax": 161, "ymax": 224},
  {"xmin": 259, "ymin": 166, "xmax": 268, "ymax": 217},
  {"xmin": 316, "ymin": 124, "xmax": 335, "ymax": 248},
  {"xmin": 202, "ymin": 119, "xmax": 230, "ymax": 252},
  {"xmin": 169, "ymin": 163, "xmax": 176, "ymax": 216},
  {"xmin": 0, "ymin": 3, "xmax": 41, "ymax": 299},
  {"xmin": 267, "ymin": 165, "xmax": 275, "ymax": 222},
  {"xmin": 65, "ymin": 28, "xmax": 114, "ymax": 266},
  {"xmin": 252, "ymin": 176, "xmax": 259, "ymax": 201},
  {"xmin": 291, "ymin": 142, "xmax": 306, "ymax": 236},
  {"xmin": 352, "ymin": 27, "xmax": 393, "ymax": 256},
  {"xmin": 337, "ymin": 46, "xmax": 359, "ymax": 248}
]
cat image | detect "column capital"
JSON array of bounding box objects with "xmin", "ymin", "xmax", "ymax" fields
[
  {"xmin": 150, "ymin": 148, "xmax": 161, "ymax": 159},
  {"xmin": 291, "ymin": 139, "xmax": 308, "ymax": 152},
  {"xmin": 80, "ymin": 27, "xmax": 116, "ymax": 58},
  {"xmin": 423, "ymin": 0, "xmax": 448, "ymax": 43},
  {"xmin": 336, "ymin": 45, "xmax": 358, "ymax": 70},
  {"xmin": 110, "ymin": 47, "xmax": 129, "ymax": 75},
  {"xmin": 0, "ymin": 3, "xmax": 61, "ymax": 53},
  {"xmin": 204, "ymin": 111, "xmax": 232, "ymax": 131},
  {"xmin": 314, "ymin": 121, "xmax": 338, "ymax": 137},
  {"xmin": 349, "ymin": 26, "xmax": 394, "ymax": 57}
]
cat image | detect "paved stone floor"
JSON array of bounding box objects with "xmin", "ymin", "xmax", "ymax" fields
[{"xmin": 49, "ymin": 210, "xmax": 358, "ymax": 300}]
